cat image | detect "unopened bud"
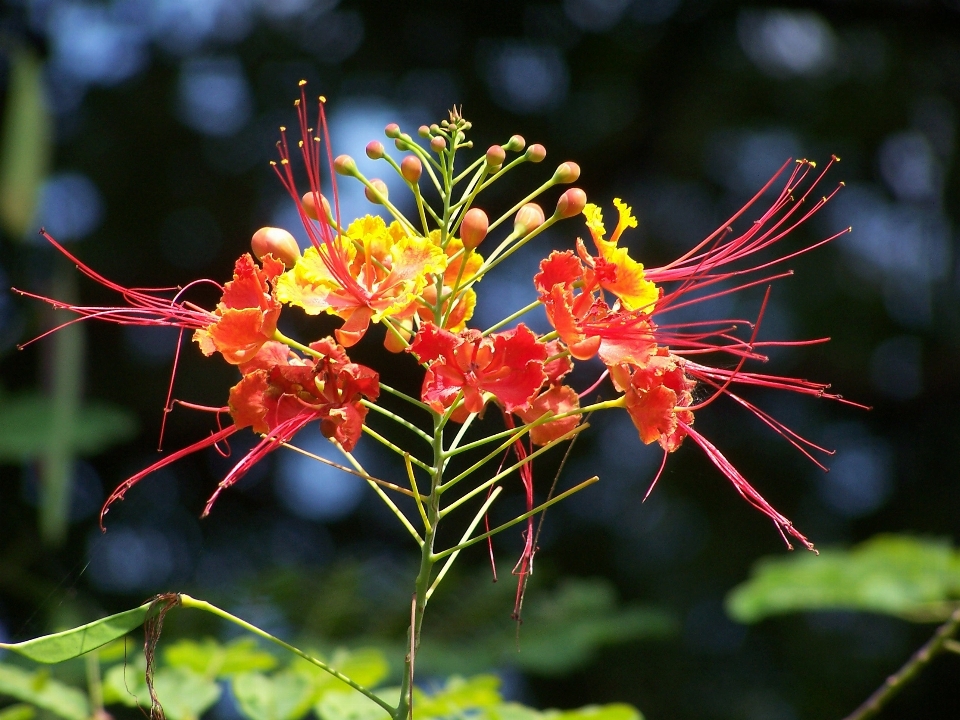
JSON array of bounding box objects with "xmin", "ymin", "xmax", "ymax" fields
[
  {"xmin": 430, "ymin": 124, "xmax": 441, "ymax": 134},
  {"xmin": 251, "ymin": 227, "xmax": 301, "ymax": 268},
  {"xmin": 506, "ymin": 135, "xmax": 525, "ymax": 152},
  {"xmin": 401, "ymin": 155, "xmax": 422, "ymax": 183},
  {"xmin": 553, "ymin": 162, "xmax": 580, "ymax": 184},
  {"xmin": 334, "ymin": 154, "xmax": 357, "ymax": 175},
  {"xmin": 364, "ymin": 179, "xmax": 389, "ymax": 204},
  {"xmin": 430, "ymin": 136, "xmax": 447, "ymax": 153},
  {"xmin": 460, "ymin": 208, "xmax": 489, "ymax": 250},
  {"xmin": 514, "ymin": 203, "xmax": 545, "ymax": 235},
  {"xmin": 555, "ymin": 188, "xmax": 587, "ymax": 219},
  {"xmin": 301, "ymin": 192, "xmax": 332, "ymax": 221},
  {"xmin": 418, "ymin": 125, "xmax": 431, "ymax": 138},
  {"xmin": 365, "ymin": 141, "xmax": 385, "ymax": 159},
  {"xmin": 525, "ymin": 144, "xmax": 546, "ymax": 163},
  {"xmin": 384, "ymin": 123, "xmax": 401, "ymax": 139},
  {"xmin": 485, "ymin": 145, "xmax": 505, "ymax": 168}
]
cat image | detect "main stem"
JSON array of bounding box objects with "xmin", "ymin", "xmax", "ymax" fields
[{"xmin": 395, "ymin": 412, "xmax": 444, "ymax": 720}]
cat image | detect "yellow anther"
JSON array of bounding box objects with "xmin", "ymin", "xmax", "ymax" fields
[
  {"xmin": 319, "ymin": 95, "xmax": 326, "ymax": 103},
  {"xmin": 281, "ymin": 159, "xmax": 289, "ymax": 165},
  {"xmin": 280, "ymin": 126, "xmax": 286, "ymax": 132},
  {"xmin": 298, "ymin": 79, "xmax": 307, "ymax": 86}
]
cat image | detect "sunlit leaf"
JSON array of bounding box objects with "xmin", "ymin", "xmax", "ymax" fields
[
  {"xmin": 0, "ymin": 603, "xmax": 152, "ymax": 663},
  {"xmin": 0, "ymin": 703, "xmax": 36, "ymax": 720},
  {"xmin": 0, "ymin": 395, "xmax": 138, "ymax": 461},
  {"xmin": 0, "ymin": 665, "xmax": 88, "ymax": 720},
  {"xmin": 295, "ymin": 648, "xmax": 390, "ymax": 696},
  {"xmin": 413, "ymin": 675, "xmax": 502, "ymax": 718},
  {"xmin": 314, "ymin": 688, "xmax": 395, "ymax": 720},
  {"xmin": 232, "ymin": 669, "xmax": 316, "ymax": 720},
  {"xmin": 547, "ymin": 704, "xmax": 643, "ymax": 720},
  {"xmin": 164, "ymin": 637, "xmax": 277, "ymax": 678},
  {"xmin": 726, "ymin": 534, "xmax": 960, "ymax": 623}
]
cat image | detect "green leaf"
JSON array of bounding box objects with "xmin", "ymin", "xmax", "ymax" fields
[
  {"xmin": 314, "ymin": 689, "xmax": 395, "ymax": 720},
  {"xmin": 548, "ymin": 704, "xmax": 643, "ymax": 720},
  {"xmin": 152, "ymin": 667, "xmax": 222, "ymax": 720},
  {"xmin": 0, "ymin": 602, "xmax": 153, "ymax": 663},
  {"xmin": 164, "ymin": 638, "xmax": 278, "ymax": 678},
  {"xmin": 0, "ymin": 703, "xmax": 36, "ymax": 720},
  {"xmin": 0, "ymin": 395, "xmax": 138, "ymax": 462},
  {"xmin": 0, "ymin": 47, "xmax": 51, "ymax": 237},
  {"xmin": 296, "ymin": 648, "xmax": 389, "ymax": 697},
  {"xmin": 413, "ymin": 675, "xmax": 502, "ymax": 719},
  {"xmin": 103, "ymin": 661, "xmax": 220, "ymax": 720},
  {"xmin": 0, "ymin": 665, "xmax": 89, "ymax": 720},
  {"xmin": 726, "ymin": 534, "xmax": 960, "ymax": 623},
  {"xmin": 232, "ymin": 670, "xmax": 316, "ymax": 720}
]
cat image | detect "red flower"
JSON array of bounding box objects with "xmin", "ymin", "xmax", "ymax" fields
[
  {"xmin": 100, "ymin": 339, "xmax": 379, "ymax": 525},
  {"xmin": 408, "ymin": 322, "xmax": 547, "ymax": 417},
  {"xmin": 193, "ymin": 253, "xmax": 284, "ymax": 364}
]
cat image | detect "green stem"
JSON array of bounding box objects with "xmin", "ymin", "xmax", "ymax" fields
[
  {"xmin": 362, "ymin": 400, "xmax": 433, "ymax": 444},
  {"xmin": 85, "ymin": 651, "xmax": 104, "ymax": 716},
  {"xmin": 843, "ymin": 607, "xmax": 960, "ymax": 720},
  {"xmin": 379, "ymin": 382, "xmax": 433, "ymax": 413},
  {"xmin": 178, "ymin": 595, "xmax": 396, "ymax": 715},
  {"xmin": 432, "ymin": 476, "xmax": 599, "ymax": 560},
  {"xmin": 426, "ymin": 486, "xmax": 502, "ymax": 601},
  {"xmin": 482, "ymin": 299, "xmax": 543, "ymax": 336}
]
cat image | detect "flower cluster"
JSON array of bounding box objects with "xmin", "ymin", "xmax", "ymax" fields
[{"xmin": 18, "ymin": 83, "xmax": 856, "ymax": 567}]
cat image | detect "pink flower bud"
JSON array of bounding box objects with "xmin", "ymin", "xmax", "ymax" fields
[
  {"xmin": 301, "ymin": 192, "xmax": 332, "ymax": 221},
  {"xmin": 485, "ymin": 145, "xmax": 506, "ymax": 168},
  {"xmin": 525, "ymin": 144, "xmax": 546, "ymax": 163},
  {"xmin": 251, "ymin": 227, "xmax": 301, "ymax": 268},
  {"xmin": 506, "ymin": 135, "xmax": 526, "ymax": 152},
  {"xmin": 334, "ymin": 154, "xmax": 357, "ymax": 175},
  {"xmin": 401, "ymin": 155, "xmax": 423, "ymax": 183},
  {"xmin": 514, "ymin": 203, "xmax": 545, "ymax": 235},
  {"xmin": 364, "ymin": 179, "xmax": 389, "ymax": 204},
  {"xmin": 365, "ymin": 141, "xmax": 385, "ymax": 159},
  {"xmin": 384, "ymin": 123, "xmax": 401, "ymax": 138},
  {"xmin": 555, "ymin": 188, "xmax": 587, "ymax": 218},
  {"xmin": 460, "ymin": 208, "xmax": 489, "ymax": 250},
  {"xmin": 430, "ymin": 136, "xmax": 447, "ymax": 153},
  {"xmin": 418, "ymin": 125, "xmax": 431, "ymax": 138},
  {"xmin": 553, "ymin": 162, "xmax": 581, "ymax": 184}
]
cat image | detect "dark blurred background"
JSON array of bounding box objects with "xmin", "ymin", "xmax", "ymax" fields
[{"xmin": 1, "ymin": 0, "xmax": 959, "ymax": 718}]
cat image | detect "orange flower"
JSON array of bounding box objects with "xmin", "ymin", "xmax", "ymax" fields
[{"xmin": 193, "ymin": 253, "xmax": 284, "ymax": 364}]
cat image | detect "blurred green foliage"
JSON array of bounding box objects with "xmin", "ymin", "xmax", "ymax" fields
[{"xmin": 726, "ymin": 534, "xmax": 960, "ymax": 623}]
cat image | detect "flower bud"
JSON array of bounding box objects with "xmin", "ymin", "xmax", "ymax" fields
[
  {"xmin": 514, "ymin": 203, "xmax": 545, "ymax": 235},
  {"xmin": 555, "ymin": 188, "xmax": 587, "ymax": 219},
  {"xmin": 334, "ymin": 154, "xmax": 357, "ymax": 175},
  {"xmin": 418, "ymin": 125, "xmax": 431, "ymax": 138},
  {"xmin": 301, "ymin": 192, "xmax": 332, "ymax": 221},
  {"xmin": 553, "ymin": 162, "xmax": 581, "ymax": 184},
  {"xmin": 384, "ymin": 123, "xmax": 401, "ymax": 139},
  {"xmin": 365, "ymin": 141, "xmax": 385, "ymax": 159},
  {"xmin": 364, "ymin": 179, "xmax": 389, "ymax": 204},
  {"xmin": 430, "ymin": 124, "xmax": 441, "ymax": 134},
  {"xmin": 460, "ymin": 208, "xmax": 489, "ymax": 250},
  {"xmin": 525, "ymin": 144, "xmax": 546, "ymax": 163},
  {"xmin": 505, "ymin": 135, "xmax": 525, "ymax": 152},
  {"xmin": 485, "ymin": 145, "xmax": 505, "ymax": 168},
  {"xmin": 401, "ymin": 155, "xmax": 422, "ymax": 183},
  {"xmin": 251, "ymin": 227, "xmax": 301, "ymax": 268},
  {"xmin": 430, "ymin": 136, "xmax": 447, "ymax": 153}
]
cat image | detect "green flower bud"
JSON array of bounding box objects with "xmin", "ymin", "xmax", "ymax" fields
[
  {"xmin": 460, "ymin": 208, "xmax": 489, "ymax": 250},
  {"xmin": 418, "ymin": 125, "xmax": 431, "ymax": 138},
  {"xmin": 364, "ymin": 179, "xmax": 389, "ymax": 204},
  {"xmin": 334, "ymin": 154, "xmax": 358, "ymax": 175},
  {"xmin": 485, "ymin": 145, "xmax": 506, "ymax": 168},
  {"xmin": 384, "ymin": 123, "xmax": 401, "ymax": 138},
  {"xmin": 514, "ymin": 203, "xmax": 545, "ymax": 235},
  {"xmin": 525, "ymin": 144, "xmax": 546, "ymax": 163},
  {"xmin": 553, "ymin": 162, "xmax": 581, "ymax": 184},
  {"xmin": 505, "ymin": 135, "xmax": 526, "ymax": 152},
  {"xmin": 555, "ymin": 188, "xmax": 587, "ymax": 219},
  {"xmin": 401, "ymin": 155, "xmax": 423, "ymax": 183},
  {"xmin": 366, "ymin": 141, "xmax": 385, "ymax": 159},
  {"xmin": 251, "ymin": 227, "xmax": 301, "ymax": 268}
]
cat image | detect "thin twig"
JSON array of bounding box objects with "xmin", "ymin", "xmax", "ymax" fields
[{"xmin": 842, "ymin": 607, "xmax": 960, "ymax": 720}]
